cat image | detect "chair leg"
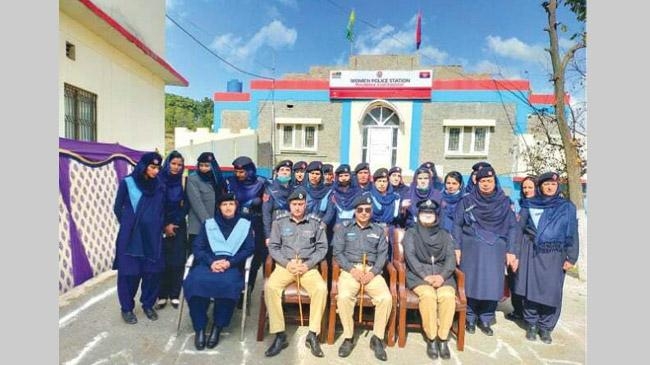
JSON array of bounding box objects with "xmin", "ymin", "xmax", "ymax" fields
[
  {"xmin": 456, "ymin": 310, "xmax": 466, "ymax": 351},
  {"xmin": 327, "ymin": 298, "xmax": 337, "ymax": 345},
  {"xmin": 240, "ymin": 287, "xmax": 248, "ymax": 342},
  {"xmin": 256, "ymin": 290, "xmax": 267, "ymax": 342},
  {"xmin": 387, "ymin": 301, "xmax": 397, "ymax": 347},
  {"xmin": 398, "ymin": 303, "xmax": 407, "ymax": 348}
]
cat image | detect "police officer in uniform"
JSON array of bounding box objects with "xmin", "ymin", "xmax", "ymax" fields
[
  {"xmin": 332, "ymin": 194, "xmax": 391, "ymax": 361},
  {"xmin": 264, "ymin": 188, "xmax": 329, "ymax": 358}
]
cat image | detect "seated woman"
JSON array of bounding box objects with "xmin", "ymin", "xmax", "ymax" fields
[
  {"xmin": 403, "ymin": 199, "xmax": 456, "ymax": 360},
  {"xmin": 182, "ymin": 192, "xmax": 255, "ymax": 350}
]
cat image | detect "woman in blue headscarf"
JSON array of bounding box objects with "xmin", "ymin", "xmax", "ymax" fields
[
  {"xmin": 113, "ymin": 152, "xmax": 166, "ymax": 324},
  {"xmin": 452, "ymin": 166, "xmax": 519, "ymax": 336},
  {"xmin": 514, "ymin": 172, "xmax": 578, "ymax": 345},
  {"xmin": 183, "ymin": 192, "xmax": 255, "ymax": 350},
  {"xmin": 439, "ymin": 171, "xmax": 465, "ymax": 234},
  {"xmin": 155, "ymin": 151, "xmax": 188, "ymax": 310}
]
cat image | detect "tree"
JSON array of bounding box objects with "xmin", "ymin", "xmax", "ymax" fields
[
  {"xmin": 542, "ymin": 0, "xmax": 586, "ymax": 209},
  {"xmin": 542, "ymin": 0, "xmax": 587, "ymax": 280}
]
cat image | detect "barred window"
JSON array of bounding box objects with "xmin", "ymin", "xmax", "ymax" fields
[
  {"xmin": 64, "ymin": 84, "xmax": 97, "ymax": 141},
  {"xmin": 447, "ymin": 127, "xmax": 461, "ymax": 152}
]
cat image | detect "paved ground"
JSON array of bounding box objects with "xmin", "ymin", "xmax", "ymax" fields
[{"xmin": 59, "ymin": 272, "xmax": 586, "ymax": 365}]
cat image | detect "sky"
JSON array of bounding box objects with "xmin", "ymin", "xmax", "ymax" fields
[{"xmin": 163, "ymin": 0, "xmax": 586, "ymax": 106}]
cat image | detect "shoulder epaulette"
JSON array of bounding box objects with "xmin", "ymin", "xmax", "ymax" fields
[
  {"xmin": 275, "ymin": 212, "xmax": 290, "ymax": 220},
  {"xmin": 308, "ymin": 214, "xmax": 322, "ymax": 223},
  {"xmin": 342, "ymin": 220, "xmax": 353, "ymax": 227}
]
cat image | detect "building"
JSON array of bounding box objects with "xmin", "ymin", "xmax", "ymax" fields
[
  {"xmin": 59, "ymin": 0, "xmax": 187, "ymax": 152},
  {"xmin": 210, "ymin": 54, "xmax": 566, "ymax": 194}
]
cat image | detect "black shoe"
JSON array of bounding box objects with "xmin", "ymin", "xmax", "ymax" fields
[
  {"xmin": 426, "ymin": 338, "xmax": 438, "ymax": 360},
  {"xmin": 437, "ymin": 339, "xmax": 451, "ymax": 360},
  {"xmin": 539, "ymin": 329, "xmax": 553, "ymax": 344},
  {"xmin": 505, "ymin": 312, "xmax": 523, "ymax": 321},
  {"xmin": 170, "ymin": 299, "xmax": 180, "ymax": 309},
  {"xmin": 526, "ymin": 325, "xmax": 538, "ymax": 341},
  {"xmin": 265, "ymin": 332, "xmax": 289, "ymax": 357},
  {"xmin": 143, "ymin": 307, "xmax": 158, "ymax": 321},
  {"xmin": 338, "ymin": 338, "xmax": 354, "ymax": 357},
  {"xmin": 465, "ymin": 321, "xmax": 476, "ymax": 334},
  {"xmin": 155, "ymin": 298, "xmax": 168, "ymax": 310},
  {"xmin": 477, "ymin": 321, "xmax": 494, "ymax": 336},
  {"xmin": 369, "ymin": 335, "xmax": 387, "ymax": 361},
  {"xmin": 206, "ymin": 325, "xmax": 222, "ymax": 348},
  {"xmin": 121, "ymin": 311, "xmax": 137, "ymax": 324},
  {"xmin": 305, "ymin": 331, "xmax": 324, "ymax": 358},
  {"xmin": 194, "ymin": 331, "xmax": 206, "ymax": 350}
]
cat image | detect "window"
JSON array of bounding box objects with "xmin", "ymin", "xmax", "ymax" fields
[
  {"xmin": 443, "ymin": 119, "xmax": 494, "ymax": 157},
  {"xmin": 275, "ymin": 118, "xmax": 321, "ymax": 151},
  {"xmin": 64, "ymin": 83, "xmax": 97, "ymax": 141},
  {"xmin": 66, "ymin": 42, "xmax": 75, "ymax": 60}
]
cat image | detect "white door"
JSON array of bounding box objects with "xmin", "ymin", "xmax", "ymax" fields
[{"xmin": 367, "ymin": 127, "xmax": 393, "ymax": 168}]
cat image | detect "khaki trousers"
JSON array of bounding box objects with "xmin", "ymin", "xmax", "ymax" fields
[
  {"xmin": 264, "ymin": 265, "xmax": 327, "ymax": 334},
  {"xmin": 337, "ymin": 264, "xmax": 392, "ymax": 340},
  {"xmin": 413, "ymin": 285, "xmax": 456, "ymax": 341}
]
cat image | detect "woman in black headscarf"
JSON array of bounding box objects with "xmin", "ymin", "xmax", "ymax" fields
[
  {"xmin": 403, "ymin": 199, "xmax": 457, "ymax": 360},
  {"xmin": 514, "ymin": 172, "xmax": 578, "ymax": 344},
  {"xmin": 452, "ymin": 166, "xmax": 519, "ymax": 336},
  {"xmin": 186, "ymin": 152, "xmax": 225, "ymax": 246},
  {"xmin": 183, "ymin": 192, "xmax": 255, "ymax": 350},
  {"xmin": 113, "ymin": 152, "xmax": 166, "ymax": 324},
  {"xmin": 156, "ymin": 151, "xmax": 188, "ymax": 310}
]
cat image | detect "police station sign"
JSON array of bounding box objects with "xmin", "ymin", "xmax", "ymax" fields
[{"xmin": 329, "ymin": 70, "xmax": 432, "ymax": 99}]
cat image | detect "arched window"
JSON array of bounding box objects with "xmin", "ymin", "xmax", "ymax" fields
[{"xmin": 362, "ymin": 105, "xmax": 399, "ymax": 167}]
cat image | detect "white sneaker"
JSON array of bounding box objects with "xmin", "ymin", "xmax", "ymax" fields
[{"xmin": 155, "ymin": 298, "xmax": 168, "ymax": 309}]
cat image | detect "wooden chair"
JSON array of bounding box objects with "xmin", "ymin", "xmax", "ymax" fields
[
  {"xmin": 256, "ymin": 255, "xmax": 329, "ymax": 342},
  {"xmin": 392, "ymin": 228, "xmax": 467, "ymax": 350},
  {"xmin": 326, "ymin": 258, "xmax": 398, "ymax": 346}
]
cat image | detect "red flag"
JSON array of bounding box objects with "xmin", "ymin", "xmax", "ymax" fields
[{"xmin": 415, "ymin": 12, "xmax": 422, "ymax": 50}]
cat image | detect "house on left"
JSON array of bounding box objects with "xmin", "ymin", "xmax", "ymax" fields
[{"xmin": 58, "ymin": 0, "xmax": 187, "ymax": 294}]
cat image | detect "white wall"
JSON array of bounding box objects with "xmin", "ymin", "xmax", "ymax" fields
[
  {"xmin": 91, "ymin": 0, "xmax": 165, "ymax": 56},
  {"xmin": 59, "ymin": 11, "xmax": 166, "ymax": 152},
  {"xmin": 174, "ymin": 127, "xmax": 259, "ymax": 167}
]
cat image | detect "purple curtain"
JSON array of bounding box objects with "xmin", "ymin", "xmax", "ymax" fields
[
  {"xmin": 58, "ymin": 138, "xmax": 147, "ymax": 288},
  {"xmin": 59, "ymin": 156, "xmax": 93, "ymax": 286}
]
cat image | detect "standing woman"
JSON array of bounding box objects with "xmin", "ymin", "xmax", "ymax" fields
[
  {"xmin": 404, "ymin": 167, "xmax": 442, "ymax": 228},
  {"xmin": 514, "ymin": 172, "xmax": 579, "ymax": 344},
  {"xmin": 452, "ymin": 166, "xmax": 519, "ymax": 336},
  {"xmin": 113, "ymin": 152, "xmax": 166, "ymax": 324},
  {"xmin": 183, "ymin": 192, "xmax": 255, "ymax": 350},
  {"xmin": 187, "ymin": 152, "xmax": 225, "ymax": 246},
  {"xmin": 439, "ymin": 171, "xmax": 465, "ymax": 234},
  {"xmin": 505, "ymin": 175, "xmax": 537, "ymax": 321},
  {"xmin": 155, "ymin": 151, "xmax": 188, "ymax": 310}
]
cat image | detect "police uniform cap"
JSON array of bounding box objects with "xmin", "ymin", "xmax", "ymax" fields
[
  {"xmin": 288, "ymin": 188, "xmax": 307, "ymax": 201},
  {"xmin": 353, "ymin": 194, "xmax": 373, "ymax": 208},
  {"xmin": 417, "ymin": 199, "xmax": 439, "ymax": 213},
  {"xmin": 232, "ymin": 156, "xmax": 254, "ymax": 169},
  {"xmin": 354, "ymin": 162, "xmax": 370, "ymax": 174},
  {"xmin": 388, "ymin": 166, "xmax": 402, "ymax": 175},
  {"xmin": 476, "ymin": 166, "xmax": 496, "ymax": 181},
  {"xmin": 275, "ymin": 159, "xmax": 293, "ymax": 171},
  {"xmin": 293, "ymin": 161, "xmax": 307, "ymax": 171},
  {"xmin": 537, "ymin": 171, "xmax": 560, "ymax": 186},
  {"xmin": 322, "ymin": 164, "xmax": 334, "ymax": 173},
  {"xmin": 335, "ymin": 164, "xmax": 351, "ymax": 174},
  {"xmin": 373, "ymin": 168, "xmax": 389, "ymax": 180},
  {"xmin": 306, "ymin": 161, "xmax": 322, "ymax": 172},
  {"xmin": 217, "ymin": 191, "xmax": 237, "ymax": 204},
  {"xmin": 471, "ymin": 161, "xmax": 492, "ymax": 172}
]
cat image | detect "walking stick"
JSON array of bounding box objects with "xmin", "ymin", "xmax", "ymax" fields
[
  {"xmin": 295, "ymin": 253, "xmax": 304, "ymax": 326},
  {"xmin": 358, "ymin": 252, "xmax": 367, "ymax": 323},
  {"xmin": 431, "ymin": 255, "xmax": 436, "ymax": 286}
]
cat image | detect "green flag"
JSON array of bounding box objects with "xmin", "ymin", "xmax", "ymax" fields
[{"xmin": 346, "ymin": 9, "xmax": 355, "ymax": 41}]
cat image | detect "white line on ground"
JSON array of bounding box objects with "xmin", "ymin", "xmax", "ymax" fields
[
  {"xmin": 59, "ymin": 287, "xmax": 117, "ymax": 328},
  {"xmin": 63, "ymin": 331, "xmax": 109, "ymax": 365}
]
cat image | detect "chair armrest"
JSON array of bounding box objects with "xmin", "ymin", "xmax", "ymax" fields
[
  {"xmin": 264, "ymin": 255, "xmax": 274, "ymax": 278},
  {"xmin": 183, "ymin": 254, "xmax": 194, "ymax": 280},
  {"xmin": 319, "ymin": 260, "xmax": 328, "ymax": 282},
  {"xmin": 385, "ymin": 261, "xmax": 398, "ymax": 297},
  {"xmin": 243, "ymin": 255, "xmax": 254, "ymax": 285},
  {"xmin": 454, "ymin": 268, "xmax": 467, "ymax": 305}
]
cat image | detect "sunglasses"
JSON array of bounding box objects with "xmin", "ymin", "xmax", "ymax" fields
[{"xmin": 356, "ymin": 207, "xmax": 372, "ymax": 214}]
